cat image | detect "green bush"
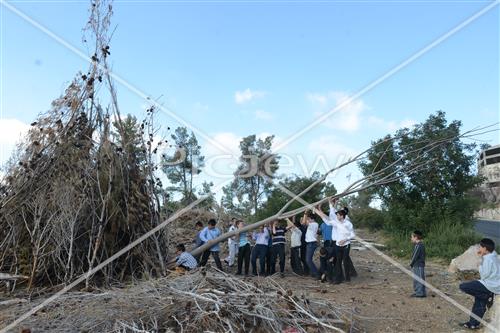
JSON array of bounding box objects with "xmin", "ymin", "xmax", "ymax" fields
[
  {"xmin": 351, "ymin": 208, "xmax": 386, "ymax": 231},
  {"xmin": 386, "ymin": 223, "xmax": 482, "ymax": 261}
]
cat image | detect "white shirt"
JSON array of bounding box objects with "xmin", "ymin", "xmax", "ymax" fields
[
  {"xmin": 228, "ymin": 225, "xmax": 237, "ymax": 245},
  {"xmin": 290, "ymin": 227, "xmax": 302, "ymax": 248},
  {"xmin": 479, "ymin": 251, "xmax": 500, "ymax": 294},
  {"xmin": 305, "ymin": 221, "xmax": 318, "ymax": 243},
  {"xmin": 328, "ymin": 204, "xmax": 338, "ymax": 241},
  {"xmin": 322, "ymin": 205, "xmax": 355, "ymax": 246}
]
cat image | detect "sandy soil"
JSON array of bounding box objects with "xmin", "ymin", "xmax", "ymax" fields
[{"xmin": 258, "ymin": 229, "xmax": 493, "ymax": 333}]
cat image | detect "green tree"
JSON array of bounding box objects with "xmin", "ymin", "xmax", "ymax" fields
[
  {"xmin": 255, "ymin": 172, "xmax": 336, "ymax": 221},
  {"xmin": 162, "ymin": 127, "xmax": 205, "ymax": 204},
  {"xmin": 231, "ymin": 134, "xmax": 280, "ymax": 215},
  {"xmin": 359, "ymin": 111, "xmax": 482, "ymax": 233}
]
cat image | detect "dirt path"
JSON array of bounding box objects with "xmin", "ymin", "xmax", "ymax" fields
[{"xmin": 267, "ymin": 229, "xmax": 492, "ymax": 333}]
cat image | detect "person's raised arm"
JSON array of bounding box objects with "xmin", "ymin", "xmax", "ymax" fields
[
  {"xmin": 329, "ymin": 197, "xmax": 338, "ymax": 220},
  {"xmin": 315, "ymin": 204, "xmax": 336, "ymax": 226}
]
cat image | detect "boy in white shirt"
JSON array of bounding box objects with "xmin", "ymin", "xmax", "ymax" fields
[
  {"xmin": 287, "ymin": 216, "xmax": 304, "ymax": 275},
  {"xmin": 303, "ymin": 210, "xmax": 320, "ymax": 279},
  {"xmin": 315, "ymin": 198, "xmax": 355, "ymax": 284}
]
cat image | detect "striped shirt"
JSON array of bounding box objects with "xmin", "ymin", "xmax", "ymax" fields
[
  {"xmin": 176, "ymin": 252, "xmax": 198, "ymax": 270},
  {"xmin": 272, "ymin": 226, "xmax": 287, "ymax": 245}
]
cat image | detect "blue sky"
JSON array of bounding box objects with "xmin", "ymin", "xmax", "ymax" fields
[{"xmin": 1, "ymin": 0, "xmax": 499, "ymax": 196}]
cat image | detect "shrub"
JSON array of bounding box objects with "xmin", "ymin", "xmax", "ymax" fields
[{"xmin": 386, "ymin": 223, "xmax": 482, "ymax": 261}]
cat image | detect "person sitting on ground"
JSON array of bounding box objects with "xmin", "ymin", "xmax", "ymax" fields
[
  {"xmin": 409, "ymin": 230, "xmax": 426, "ymax": 298},
  {"xmin": 175, "ymin": 243, "xmax": 198, "ymax": 272},
  {"xmin": 199, "ymin": 219, "xmax": 223, "ymax": 270},
  {"xmin": 459, "ymin": 238, "xmax": 499, "ymax": 330},
  {"xmin": 287, "ymin": 216, "xmax": 304, "ymax": 276},
  {"xmin": 251, "ymin": 224, "xmax": 270, "ymax": 276}
]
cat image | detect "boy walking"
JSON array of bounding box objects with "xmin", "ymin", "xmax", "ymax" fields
[
  {"xmin": 410, "ymin": 230, "xmax": 426, "ymax": 298},
  {"xmin": 459, "ymin": 238, "xmax": 499, "ymax": 330}
]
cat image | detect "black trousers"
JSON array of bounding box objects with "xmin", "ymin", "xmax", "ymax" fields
[
  {"xmin": 290, "ymin": 246, "xmax": 304, "ymax": 275},
  {"xmin": 270, "ymin": 243, "xmax": 286, "ymax": 274},
  {"xmin": 460, "ymin": 280, "xmax": 494, "ymax": 326},
  {"xmin": 300, "ymin": 244, "xmax": 309, "ymax": 275},
  {"xmin": 251, "ymin": 244, "xmax": 268, "ymax": 275},
  {"xmin": 344, "ymin": 244, "xmax": 357, "ymax": 277},
  {"xmin": 332, "ymin": 244, "xmax": 350, "ymax": 283},
  {"xmin": 266, "ymin": 246, "xmax": 273, "ymax": 275},
  {"xmin": 319, "ymin": 246, "xmax": 335, "ymax": 275},
  {"xmin": 200, "ymin": 250, "xmax": 223, "ymax": 270},
  {"xmin": 237, "ymin": 243, "xmax": 251, "ymax": 275}
]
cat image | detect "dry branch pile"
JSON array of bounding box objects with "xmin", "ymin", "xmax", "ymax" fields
[
  {"xmin": 0, "ymin": 267, "xmax": 358, "ymax": 333},
  {"xmin": 0, "ymin": 1, "xmax": 168, "ymax": 289}
]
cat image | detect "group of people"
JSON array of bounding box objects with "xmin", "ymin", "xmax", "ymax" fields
[
  {"xmin": 172, "ymin": 196, "xmax": 500, "ymax": 331},
  {"xmin": 174, "ymin": 197, "xmax": 358, "ymax": 285}
]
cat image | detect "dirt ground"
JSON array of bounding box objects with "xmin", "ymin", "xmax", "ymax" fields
[{"xmin": 252, "ymin": 229, "xmax": 493, "ymax": 333}]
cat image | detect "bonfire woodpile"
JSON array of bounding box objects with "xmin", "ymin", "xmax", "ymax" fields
[
  {"xmin": 0, "ymin": 1, "xmax": 169, "ymax": 289},
  {"xmin": 0, "ymin": 267, "xmax": 359, "ymax": 333}
]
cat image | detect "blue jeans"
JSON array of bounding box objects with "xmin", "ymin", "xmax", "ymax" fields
[
  {"xmin": 412, "ymin": 266, "xmax": 426, "ymax": 296},
  {"xmin": 460, "ymin": 280, "xmax": 494, "ymax": 326},
  {"xmin": 251, "ymin": 244, "xmax": 268, "ymax": 276},
  {"xmin": 306, "ymin": 242, "xmax": 319, "ymax": 277}
]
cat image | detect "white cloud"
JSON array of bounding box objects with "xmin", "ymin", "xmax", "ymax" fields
[
  {"xmin": 0, "ymin": 118, "xmax": 30, "ymax": 165},
  {"xmin": 204, "ymin": 131, "xmax": 284, "ymax": 158},
  {"xmin": 0, "ymin": 118, "xmax": 29, "ymax": 145},
  {"xmin": 307, "ymin": 91, "xmax": 367, "ymax": 132},
  {"xmin": 367, "ymin": 116, "xmax": 417, "ymax": 132},
  {"xmin": 204, "ymin": 132, "xmax": 241, "ymax": 158},
  {"xmin": 255, "ymin": 109, "xmax": 273, "ymax": 121},
  {"xmin": 307, "ymin": 135, "xmax": 358, "ymax": 159},
  {"xmin": 235, "ymin": 88, "xmax": 266, "ymax": 105}
]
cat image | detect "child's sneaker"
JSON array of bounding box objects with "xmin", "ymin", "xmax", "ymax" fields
[{"xmin": 486, "ymin": 294, "xmax": 494, "ymax": 309}]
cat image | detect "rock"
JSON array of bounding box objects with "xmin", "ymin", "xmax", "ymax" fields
[
  {"xmin": 448, "ymin": 245, "xmax": 482, "ymax": 273},
  {"xmin": 486, "ymin": 299, "xmax": 500, "ymax": 333}
]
